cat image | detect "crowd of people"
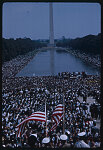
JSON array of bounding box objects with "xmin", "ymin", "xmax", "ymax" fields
[
  {"xmin": 2, "ymin": 54, "xmax": 101, "ymax": 148},
  {"xmin": 67, "ymin": 48, "xmax": 101, "ymax": 68},
  {"xmin": 2, "ymin": 50, "xmax": 37, "ymax": 81}
]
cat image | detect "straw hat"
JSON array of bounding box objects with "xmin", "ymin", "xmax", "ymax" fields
[
  {"xmin": 31, "ymin": 134, "xmax": 37, "ymax": 138},
  {"xmin": 78, "ymin": 132, "xmax": 86, "ymax": 136},
  {"xmin": 42, "ymin": 137, "xmax": 50, "ymax": 144},
  {"xmin": 60, "ymin": 134, "xmax": 68, "ymax": 141}
]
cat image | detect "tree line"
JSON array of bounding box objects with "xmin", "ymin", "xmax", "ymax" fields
[
  {"xmin": 2, "ymin": 38, "xmax": 47, "ymax": 63},
  {"xmin": 2, "ymin": 34, "xmax": 101, "ymax": 63},
  {"xmin": 56, "ymin": 33, "xmax": 101, "ymax": 55}
]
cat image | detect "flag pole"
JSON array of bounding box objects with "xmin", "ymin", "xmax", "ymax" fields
[
  {"xmin": 45, "ymin": 99, "xmax": 47, "ymax": 137},
  {"xmin": 63, "ymin": 80, "xmax": 65, "ymax": 134}
]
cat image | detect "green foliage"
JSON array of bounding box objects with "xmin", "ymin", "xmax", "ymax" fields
[
  {"xmin": 56, "ymin": 33, "xmax": 101, "ymax": 55},
  {"xmin": 2, "ymin": 38, "xmax": 47, "ymax": 63}
]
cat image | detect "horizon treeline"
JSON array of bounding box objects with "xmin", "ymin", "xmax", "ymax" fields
[
  {"xmin": 2, "ymin": 38, "xmax": 47, "ymax": 63},
  {"xmin": 2, "ymin": 33, "xmax": 101, "ymax": 63},
  {"xmin": 56, "ymin": 33, "xmax": 101, "ymax": 55}
]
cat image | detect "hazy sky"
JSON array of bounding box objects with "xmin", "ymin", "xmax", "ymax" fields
[{"xmin": 2, "ymin": 2, "xmax": 101, "ymax": 40}]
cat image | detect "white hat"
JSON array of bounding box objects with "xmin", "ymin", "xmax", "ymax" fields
[
  {"xmin": 42, "ymin": 137, "xmax": 50, "ymax": 144},
  {"xmin": 78, "ymin": 132, "xmax": 86, "ymax": 136},
  {"xmin": 66, "ymin": 131, "xmax": 70, "ymax": 135},
  {"xmin": 60, "ymin": 134, "xmax": 68, "ymax": 141},
  {"xmin": 31, "ymin": 134, "xmax": 37, "ymax": 138},
  {"xmin": 20, "ymin": 90, "xmax": 23, "ymax": 94}
]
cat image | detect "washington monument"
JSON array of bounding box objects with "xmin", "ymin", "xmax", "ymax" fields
[
  {"xmin": 49, "ymin": 3, "xmax": 54, "ymax": 47},
  {"xmin": 49, "ymin": 3, "xmax": 55, "ymax": 75}
]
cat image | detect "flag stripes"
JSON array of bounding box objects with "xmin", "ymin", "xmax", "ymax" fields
[
  {"xmin": 16, "ymin": 111, "xmax": 46, "ymax": 138},
  {"xmin": 17, "ymin": 121, "xmax": 27, "ymax": 138},
  {"xmin": 49, "ymin": 114, "xmax": 63, "ymax": 132},
  {"xmin": 16, "ymin": 103, "xmax": 64, "ymax": 137},
  {"xmin": 49, "ymin": 104, "xmax": 63, "ymax": 132}
]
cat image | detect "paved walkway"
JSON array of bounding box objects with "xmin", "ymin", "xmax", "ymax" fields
[{"xmin": 78, "ymin": 96, "xmax": 100, "ymax": 129}]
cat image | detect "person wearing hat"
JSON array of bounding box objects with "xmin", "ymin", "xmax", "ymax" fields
[
  {"xmin": 59, "ymin": 134, "xmax": 69, "ymax": 148},
  {"xmin": 42, "ymin": 137, "xmax": 51, "ymax": 148}
]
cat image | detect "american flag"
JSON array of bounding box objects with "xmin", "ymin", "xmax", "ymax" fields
[
  {"xmin": 49, "ymin": 104, "xmax": 64, "ymax": 132},
  {"xmin": 17, "ymin": 121, "xmax": 27, "ymax": 138},
  {"xmin": 16, "ymin": 102, "xmax": 46, "ymax": 138}
]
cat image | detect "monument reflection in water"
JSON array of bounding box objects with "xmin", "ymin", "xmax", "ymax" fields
[
  {"xmin": 16, "ymin": 49, "xmax": 100, "ymax": 77},
  {"xmin": 50, "ymin": 48, "xmax": 55, "ymax": 76}
]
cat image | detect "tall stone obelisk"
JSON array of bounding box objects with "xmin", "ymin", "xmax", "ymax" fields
[{"xmin": 49, "ymin": 3, "xmax": 54, "ymax": 47}]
